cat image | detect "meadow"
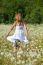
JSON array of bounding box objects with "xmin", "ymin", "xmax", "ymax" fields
[{"xmin": 0, "ymin": 24, "xmax": 43, "ymax": 65}]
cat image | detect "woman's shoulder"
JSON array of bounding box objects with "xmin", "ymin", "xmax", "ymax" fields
[{"xmin": 13, "ymin": 21, "xmax": 17, "ymax": 26}]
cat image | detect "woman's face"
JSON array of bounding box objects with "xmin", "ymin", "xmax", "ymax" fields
[{"xmin": 15, "ymin": 13, "xmax": 22, "ymax": 21}]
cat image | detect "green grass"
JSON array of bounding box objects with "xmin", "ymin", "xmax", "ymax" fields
[{"xmin": 0, "ymin": 24, "xmax": 43, "ymax": 65}]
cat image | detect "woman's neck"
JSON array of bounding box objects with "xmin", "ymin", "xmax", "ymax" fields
[{"xmin": 16, "ymin": 20, "xmax": 23, "ymax": 26}]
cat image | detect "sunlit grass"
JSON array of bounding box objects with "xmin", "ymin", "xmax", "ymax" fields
[{"xmin": 0, "ymin": 24, "xmax": 43, "ymax": 65}]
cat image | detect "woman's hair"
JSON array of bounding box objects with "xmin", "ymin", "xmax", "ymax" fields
[
  {"xmin": 13, "ymin": 10, "xmax": 25, "ymax": 23},
  {"xmin": 15, "ymin": 11, "xmax": 23, "ymax": 17}
]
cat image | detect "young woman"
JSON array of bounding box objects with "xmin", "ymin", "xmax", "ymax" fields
[{"xmin": 5, "ymin": 12, "xmax": 29, "ymax": 47}]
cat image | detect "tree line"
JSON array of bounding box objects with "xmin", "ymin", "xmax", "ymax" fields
[{"xmin": 0, "ymin": 0, "xmax": 43, "ymax": 24}]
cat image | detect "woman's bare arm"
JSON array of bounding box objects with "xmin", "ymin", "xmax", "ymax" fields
[
  {"xmin": 5, "ymin": 21, "xmax": 16, "ymax": 37},
  {"xmin": 24, "ymin": 23, "xmax": 28, "ymax": 39}
]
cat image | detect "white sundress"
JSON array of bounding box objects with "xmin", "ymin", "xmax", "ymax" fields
[{"xmin": 7, "ymin": 24, "xmax": 29, "ymax": 44}]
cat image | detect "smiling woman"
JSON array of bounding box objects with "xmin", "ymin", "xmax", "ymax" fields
[{"xmin": 6, "ymin": 12, "xmax": 29, "ymax": 47}]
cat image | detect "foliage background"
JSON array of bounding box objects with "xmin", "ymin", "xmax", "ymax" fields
[
  {"xmin": 0, "ymin": 0, "xmax": 43, "ymax": 65},
  {"xmin": 0, "ymin": 0, "xmax": 43, "ymax": 24}
]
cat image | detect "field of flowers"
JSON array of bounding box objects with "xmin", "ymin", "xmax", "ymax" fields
[{"xmin": 0, "ymin": 24, "xmax": 43, "ymax": 65}]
